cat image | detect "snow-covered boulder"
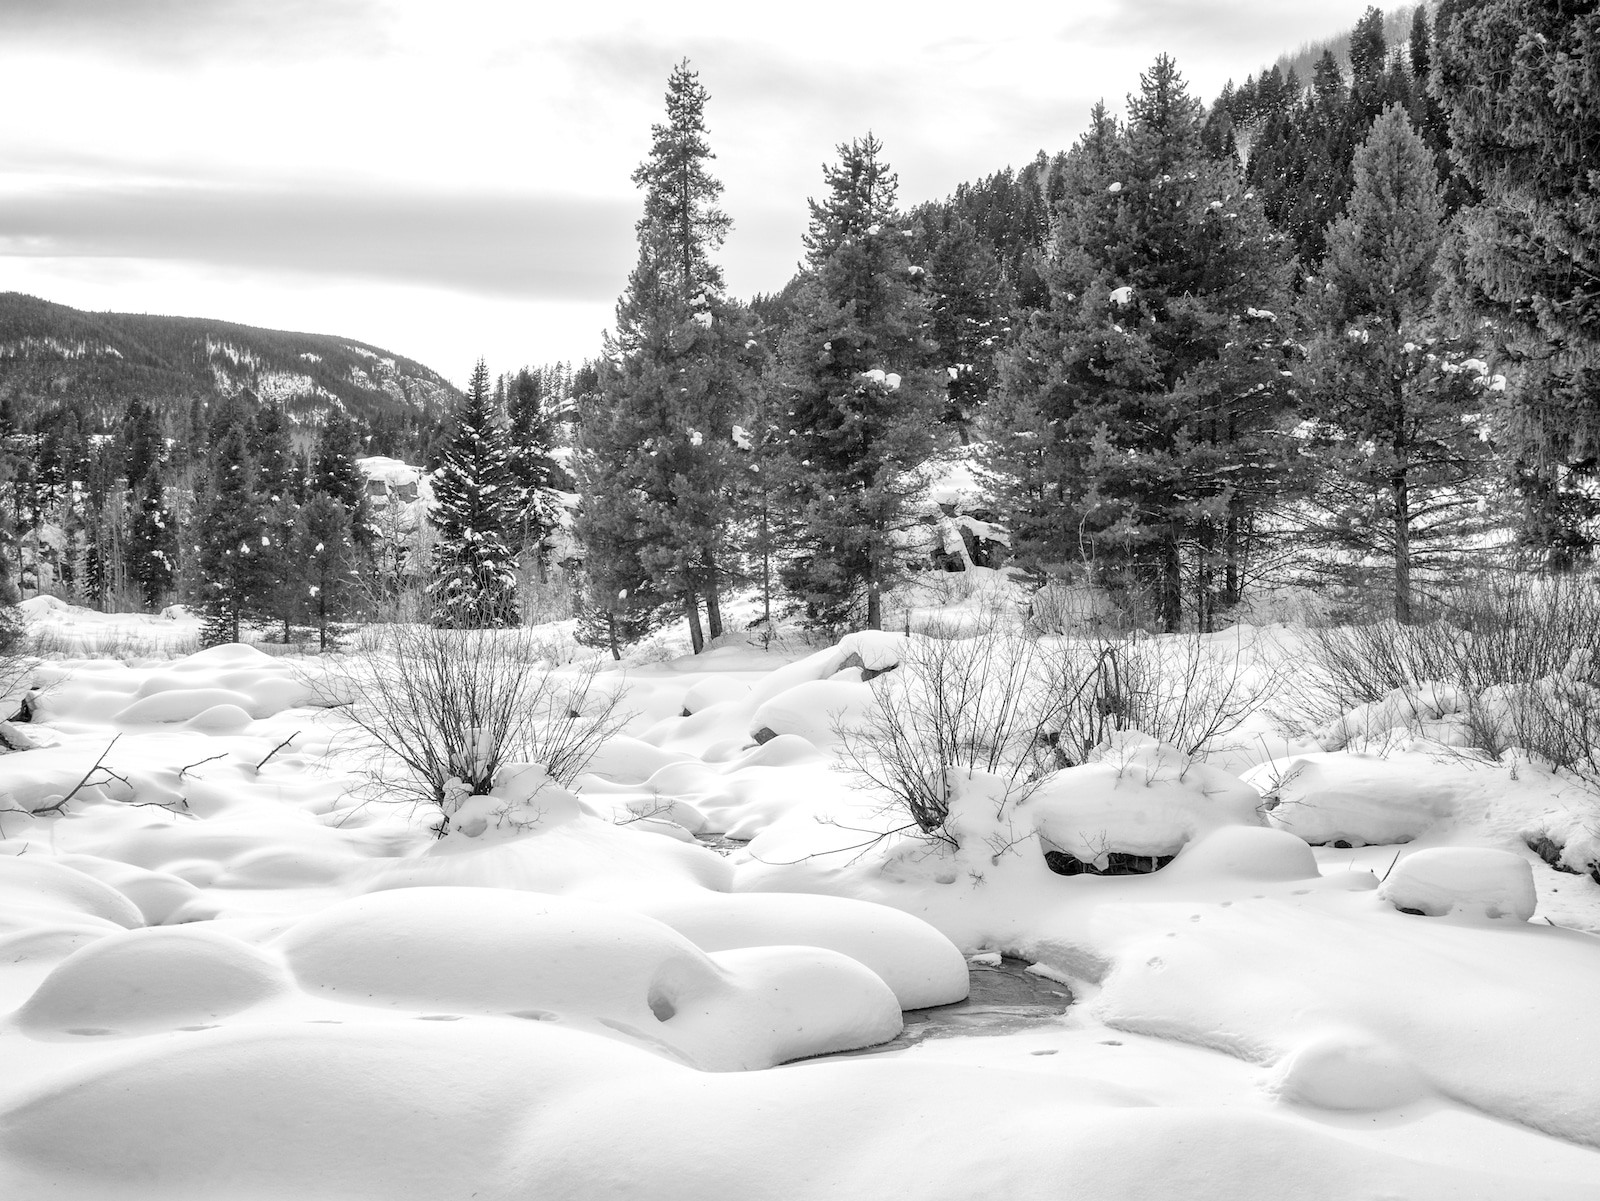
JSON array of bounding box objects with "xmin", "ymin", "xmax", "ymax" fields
[
  {"xmin": 1248, "ymin": 753, "xmax": 1461, "ymax": 846},
  {"xmin": 1377, "ymin": 847, "xmax": 1536, "ymax": 921}
]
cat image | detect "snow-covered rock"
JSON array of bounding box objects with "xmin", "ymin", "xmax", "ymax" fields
[{"xmin": 1377, "ymin": 847, "xmax": 1537, "ymax": 921}]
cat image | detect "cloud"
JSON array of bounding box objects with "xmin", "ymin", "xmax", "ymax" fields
[
  {"xmin": 0, "ymin": 0, "xmax": 390, "ymax": 61},
  {"xmin": 0, "ymin": 184, "xmax": 638, "ymax": 302}
]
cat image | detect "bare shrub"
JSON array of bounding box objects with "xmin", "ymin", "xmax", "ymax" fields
[
  {"xmin": 1292, "ymin": 572, "xmax": 1600, "ymax": 787},
  {"xmin": 305, "ymin": 624, "xmax": 631, "ymax": 829},
  {"xmin": 837, "ymin": 623, "xmax": 1062, "ymax": 841},
  {"xmin": 837, "ymin": 622, "xmax": 1277, "ymax": 844},
  {"xmin": 1045, "ymin": 630, "xmax": 1281, "ymax": 766}
]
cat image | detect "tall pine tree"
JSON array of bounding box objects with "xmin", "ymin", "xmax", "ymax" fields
[
  {"xmin": 197, "ymin": 423, "xmax": 268, "ymax": 646},
  {"xmin": 576, "ymin": 59, "xmax": 746, "ymax": 654},
  {"xmin": 1301, "ymin": 104, "xmax": 1498, "ymax": 621},
  {"xmin": 1435, "ymin": 0, "xmax": 1600, "ymax": 566},
  {"xmin": 774, "ymin": 132, "xmax": 941, "ymax": 631},
  {"xmin": 429, "ymin": 359, "xmax": 519, "ymax": 628},
  {"xmin": 993, "ymin": 57, "xmax": 1296, "ymax": 630}
]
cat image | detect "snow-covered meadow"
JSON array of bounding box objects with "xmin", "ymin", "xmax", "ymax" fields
[{"xmin": 3, "ymin": 592, "xmax": 1600, "ymax": 1200}]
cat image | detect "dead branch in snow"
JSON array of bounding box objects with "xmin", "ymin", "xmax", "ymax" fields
[
  {"xmin": 179, "ymin": 753, "xmax": 228, "ymax": 780},
  {"xmin": 28, "ymin": 735, "xmax": 122, "ymax": 816},
  {"xmin": 254, "ymin": 732, "xmax": 299, "ymax": 771}
]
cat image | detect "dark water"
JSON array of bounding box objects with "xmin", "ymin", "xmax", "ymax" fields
[{"xmin": 807, "ymin": 955, "xmax": 1074, "ymax": 1060}]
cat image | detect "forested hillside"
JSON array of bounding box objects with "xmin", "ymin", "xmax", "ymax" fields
[{"xmin": 0, "ymin": 293, "xmax": 456, "ymax": 458}]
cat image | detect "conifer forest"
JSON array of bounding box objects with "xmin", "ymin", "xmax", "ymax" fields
[{"xmin": 0, "ymin": 1, "xmax": 1593, "ymax": 650}]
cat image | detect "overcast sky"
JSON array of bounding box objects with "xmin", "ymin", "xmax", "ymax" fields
[{"xmin": 0, "ymin": 0, "xmax": 1377, "ymax": 388}]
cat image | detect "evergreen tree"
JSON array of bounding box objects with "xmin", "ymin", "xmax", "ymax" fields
[
  {"xmin": 993, "ymin": 57, "xmax": 1296, "ymax": 631},
  {"xmin": 1301, "ymin": 104, "xmax": 1498, "ymax": 621},
  {"xmin": 126, "ymin": 475, "xmax": 176, "ymax": 609},
  {"xmin": 429, "ymin": 359, "xmax": 519, "ymax": 628},
  {"xmin": 576, "ymin": 59, "xmax": 745, "ymax": 654},
  {"xmin": 197, "ymin": 423, "xmax": 268, "ymax": 645},
  {"xmin": 504, "ymin": 367, "xmax": 562, "ymax": 572},
  {"xmin": 296, "ymin": 493, "xmax": 360, "ymax": 651},
  {"xmin": 1434, "ymin": 0, "xmax": 1600, "ymax": 566},
  {"xmin": 774, "ymin": 132, "xmax": 941, "ymax": 631},
  {"xmin": 908, "ymin": 204, "xmax": 1012, "ymax": 442},
  {"xmin": 311, "ymin": 408, "xmax": 372, "ymax": 549}
]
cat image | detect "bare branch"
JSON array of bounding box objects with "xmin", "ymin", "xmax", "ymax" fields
[{"xmin": 254, "ymin": 732, "xmax": 300, "ymax": 771}]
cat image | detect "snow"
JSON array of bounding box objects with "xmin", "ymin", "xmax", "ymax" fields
[
  {"xmin": 1378, "ymin": 847, "xmax": 1537, "ymax": 920},
  {"xmin": 2, "ymin": 600, "xmax": 1599, "ymax": 1197}
]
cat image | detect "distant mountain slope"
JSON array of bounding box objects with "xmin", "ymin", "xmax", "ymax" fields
[
  {"xmin": 1271, "ymin": 4, "xmax": 1421, "ymax": 84},
  {"xmin": 0, "ymin": 292, "xmax": 457, "ymax": 440}
]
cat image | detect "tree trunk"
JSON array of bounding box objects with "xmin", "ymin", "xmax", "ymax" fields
[
  {"xmin": 866, "ymin": 557, "xmax": 882, "ymax": 631},
  {"xmin": 1195, "ymin": 519, "xmax": 1215, "ymax": 634},
  {"xmin": 1161, "ymin": 524, "xmax": 1183, "ymax": 633},
  {"xmin": 760, "ymin": 497, "xmax": 772, "ymax": 639},
  {"xmin": 1392, "ymin": 382, "xmax": 1413, "ymax": 625},
  {"xmin": 703, "ymin": 550, "xmax": 723, "ymax": 641},
  {"xmin": 1392, "ymin": 469, "xmax": 1413, "ymax": 624},
  {"xmin": 683, "ymin": 589, "xmax": 705, "ymax": 654},
  {"xmin": 606, "ymin": 612, "xmax": 621, "ymax": 662},
  {"xmin": 1223, "ymin": 510, "xmax": 1243, "ymax": 608}
]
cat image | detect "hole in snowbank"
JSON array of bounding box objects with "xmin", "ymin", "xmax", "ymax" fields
[
  {"xmin": 66, "ymin": 1028, "xmax": 115, "ymax": 1037},
  {"xmin": 510, "ymin": 1009, "xmax": 557, "ymax": 1021},
  {"xmin": 1044, "ymin": 849, "xmax": 1175, "ymax": 877},
  {"xmin": 647, "ymin": 989, "xmax": 677, "ymax": 1022}
]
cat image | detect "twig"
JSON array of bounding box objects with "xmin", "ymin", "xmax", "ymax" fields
[
  {"xmin": 1380, "ymin": 847, "xmax": 1403, "ymax": 882},
  {"xmin": 30, "ymin": 736, "xmax": 122, "ymax": 816},
  {"xmin": 179, "ymin": 753, "xmax": 227, "ymax": 780},
  {"xmin": 254, "ymin": 732, "xmax": 300, "ymax": 771}
]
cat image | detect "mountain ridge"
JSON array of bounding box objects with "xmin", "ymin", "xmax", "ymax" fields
[{"xmin": 0, "ymin": 292, "xmax": 456, "ymax": 450}]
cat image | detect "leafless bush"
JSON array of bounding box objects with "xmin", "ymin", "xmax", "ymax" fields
[
  {"xmin": 837, "ymin": 623, "xmax": 1062, "ymax": 840},
  {"xmin": 23, "ymin": 625, "xmax": 202, "ymax": 662},
  {"xmin": 1045, "ymin": 631, "xmax": 1281, "ymax": 766},
  {"xmin": 1291, "ymin": 572, "xmax": 1600, "ymax": 786},
  {"xmin": 837, "ymin": 622, "xmax": 1277, "ymax": 843},
  {"xmin": 305, "ymin": 624, "xmax": 631, "ymax": 829}
]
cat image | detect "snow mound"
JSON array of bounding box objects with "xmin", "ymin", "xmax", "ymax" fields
[
  {"xmin": 1249, "ymin": 753, "xmax": 1461, "ymax": 845},
  {"xmin": 1267, "ymin": 1029, "xmax": 1429, "ymax": 1110},
  {"xmin": 1163, "ymin": 825, "xmax": 1320, "ymax": 883},
  {"xmin": 184, "ymin": 702, "xmax": 255, "ymax": 732},
  {"xmin": 16, "ymin": 925, "xmax": 289, "ymax": 1034},
  {"xmin": 53, "ymin": 855, "xmax": 207, "ymax": 925},
  {"xmin": 0, "ymin": 1022, "xmax": 669, "ymax": 1201},
  {"xmin": 1378, "ymin": 847, "xmax": 1536, "ymax": 920},
  {"xmin": 835, "ymin": 629, "xmax": 910, "ymax": 674},
  {"xmin": 749, "ymin": 678, "xmax": 874, "ymax": 748},
  {"xmin": 0, "ymin": 1019, "xmax": 1564, "ymax": 1200},
  {"xmin": 1027, "ymin": 739, "xmax": 1265, "ymax": 863},
  {"xmin": 276, "ymin": 886, "xmax": 900, "ymax": 1069},
  {"xmin": 0, "ymin": 857, "xmax": 144, "ymax": 934},
  {"xmin": 680, "ymin": 675, "xmax": 751, "ymax": 714},
  {"xmin": 632, "ymin": 890, "xmax": 969, "ymax": 1009}
]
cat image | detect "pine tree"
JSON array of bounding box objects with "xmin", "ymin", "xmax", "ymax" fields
[
  {"xmin": 311, "ymin": 408, "xmax": 372, "ymax": 549},
  {"xmin": 296, "ymin": 493, "xmax": 360, "ymax": 651},
  {"xmin": 576, "ymin": 59, "xmax": 745, "ymax": 654},
  {"xmin": 1302, "ymin": 104, "xmax": 1498, "ymax": 621},
  {"xmin": 429, "ymin": 359, "xmax": 519, "ymax": 628},
  {"xmin": 908, "ymin": 204, "xmax": 1011, "ymax": 443},
  {"xmin": 126, "ymin": 476, "xmax": 176, "ymax": 609},
  {"xmin": 775, "ymin": 132, "xmax": 941, "ymax": 631},
  {"xmin": 1434, "ymin": 0, "xmax": 1600, "ymax": 566},
  {"xmin": 197, "ymin": 423, "xmax": 268, "ymax": 645},
  {"xmin": 504, "ymin": 367, "xmax": 561, "ymax": 574},
  {"xmin": 993, "ymin": 57, "xmax": 1296, "ymax": 631}
]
